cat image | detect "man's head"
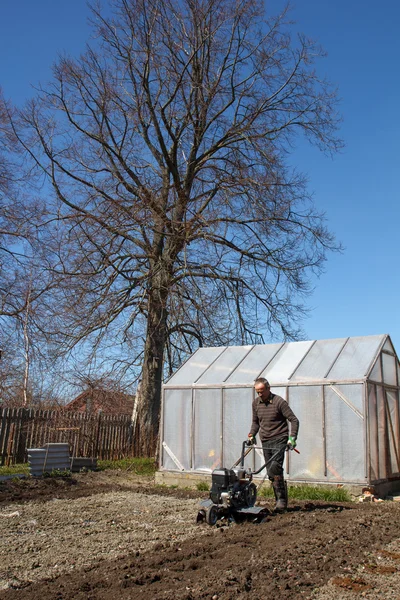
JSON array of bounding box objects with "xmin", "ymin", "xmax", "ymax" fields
[{"xmin": 254, "ymin": 377, "xmax": 270, "ymax": 400}]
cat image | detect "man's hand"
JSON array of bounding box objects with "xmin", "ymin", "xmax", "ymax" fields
[
  {"xmin": 246, "ymin": 434, "xmax": 256, "ymax": 446},
  {"xmin": 287, "ymin": 436, "xmax": 297, "ymax": 450}
]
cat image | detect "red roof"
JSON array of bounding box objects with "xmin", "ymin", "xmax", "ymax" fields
[{"xmin": 65, "ymin": 388, "xmax": 135, "ymax": 415}]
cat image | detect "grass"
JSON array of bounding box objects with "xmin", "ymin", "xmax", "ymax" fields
[
  {"xmin": 258, "ymin": 483, "xmax": 352, "ymax": 502},
  {"xmin": 97, "ymin": 456, "xmax": 156, "ymax": 475},
  {"xmin": 196, "ymin": 481, "xmax": 210, "ymax": 492},
  {"xmin": 0, "ymin": 463, "xmax": 30, "ymax": 476},
  {"xmin": 0, "ymin": 458, "xmax": 156, "ymax": 477}
]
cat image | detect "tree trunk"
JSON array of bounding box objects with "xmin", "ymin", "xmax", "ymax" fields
[{"xmin": 133, "ymin": 278, "xmax": 169, "ymax": 457}]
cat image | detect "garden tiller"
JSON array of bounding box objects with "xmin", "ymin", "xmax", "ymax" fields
[{"xmin": 196, "ymin": 440, "xmax": 297, "ymax": 526}]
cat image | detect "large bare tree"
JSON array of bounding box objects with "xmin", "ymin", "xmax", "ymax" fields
[{"xmin": 14, "ymin": 0, "xmax": 342, "ymax": 454}]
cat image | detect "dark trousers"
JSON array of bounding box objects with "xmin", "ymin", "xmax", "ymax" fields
[{"xmin": 262, "ymin": 437, "xmax": 287, "ymax": 479}]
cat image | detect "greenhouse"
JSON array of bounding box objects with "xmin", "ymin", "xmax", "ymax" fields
[{"xmin": 159, "ymin": 334, "xmax": 400, "ymax": 493}]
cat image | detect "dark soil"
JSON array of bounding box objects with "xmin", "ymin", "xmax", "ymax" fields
[
  {"xmin": 0, "ymin": 473, "xmax": 205, "ymax": 505},
  {"xmin": 2, "ymin": 473, "xmax": 400, "ymax": 599}
]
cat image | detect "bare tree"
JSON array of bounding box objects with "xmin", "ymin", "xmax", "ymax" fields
[
  {"xmin": 0, "ymin": 91, "xmax": 30, "ymax": 321},
  {"xmin": 14, "ymin": 0, "xmax": 342, "ymax": 454},
  {"xmin": 0, "ymin": 90, "xmax": 60, "ymax": 407}
]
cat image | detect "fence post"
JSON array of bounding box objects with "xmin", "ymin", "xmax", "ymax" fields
[
  {"xmin": 16, "ymin": 408, "xmax": 29, "ymax": 463},
  {"xmin": 0, "ymin": 408, "xmax": 8, "ymax": 466},
  {"xmin": 95, "ymin": 411, "xmax": 102, "ymax": 459},
  {"xmin": 128, "ymin": 420, "xmax": 134, "ymax": 457},
  {"xmin": 1, "ymin": 409, "xmax": 13, "ymax": 466}
]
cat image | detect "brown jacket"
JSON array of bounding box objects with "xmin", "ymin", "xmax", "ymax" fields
[{"xmin": 249, "ymin": 392, "xmax": 299, "ymax": 442}]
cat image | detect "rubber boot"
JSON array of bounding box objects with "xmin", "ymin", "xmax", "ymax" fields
[{"xmin": 272, "ymin": 475, "xmax": 287, "ymax": 512}]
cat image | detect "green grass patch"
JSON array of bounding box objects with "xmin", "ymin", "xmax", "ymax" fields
[
  {"xmin": 259, "ymin": 484, "xmax": 352, "ymax": 502},
  {"xmin": 196, "ymin": 481, "xmax": 209, "ymax": 492},
  {"xmin": 258, "ymin": 486, "xmax": 274, "ymax": 499},
  {"xmin": 97, "ymin": 457, "xmax": 156, "ymax": 475},
  {"xmin": 0, "ymin": 463, "xmax": 30, "ymax": 476}
]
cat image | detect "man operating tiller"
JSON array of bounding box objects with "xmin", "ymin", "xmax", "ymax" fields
[{"xmin": 247, "ymin": 377, "xmax": 299, "ymax": 512}]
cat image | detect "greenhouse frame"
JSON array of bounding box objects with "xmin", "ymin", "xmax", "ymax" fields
[{"xmin": 159, "ymin": 334, "xmax": 400, "ymax": 493}]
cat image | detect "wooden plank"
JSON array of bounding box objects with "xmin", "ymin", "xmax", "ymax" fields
[
  {"xmin": 35, "ymin": 409, "xmax": 43, "ymax": 448},
  {"xmin": 104, "ymin": 417, "xmax": 111, "ymax": 460},
  {"xmin": 7, "ymin": 409, "xmax": 17, "ymax": 464},
  {"xmin": 1, "ymin": 409, "xmax": 13, "ymax": 466},
  {"xmin": 43, "ymin": 410, "xmax": 50, "ymax": 446},
  {"xmin": 111, "ymin": 416, "xmax": 117, "ymax": 460},
  {"xmin": 117, "ymin": 418, "xmax": 124, "ymax": 458},
  {"xmin": 100, "ymin": 418, "xmax": 106, "ymax": 460},
  {"xmin": 9, "ymin": 408, "xmax": 23, "ymax": 464},
  {"xmin": 16, "ymin": 409, "xmax": 29, "ymax": 463},
  {"xmin": 94, "ymin": 413, "xmax": 102, "ymax": 459},
  {"xmin": 26, "ymin": 408, "xmax": 35, "ymax": 449},
  {"xmin": 116, "ymin": 421, "xmax": 122, "ymax": 458},
  {"xmin": 12, "ymin": 408, "xmax": 23, "ymax": 464},
  {"xmin": 6, "ymin": 422, "xmax": 16, "ymax": 466},
  {"xmin": 0, "ymin": 408, "xmax": 9, "ymax": 464},
  {"xmin": 85, "ymin": 414, "xmax": 92, "ymax": 456}
]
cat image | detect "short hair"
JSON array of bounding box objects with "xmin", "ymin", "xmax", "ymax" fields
[{"xmin": 254, "ymin": 377, "xmax": 270, "ymax": 387}]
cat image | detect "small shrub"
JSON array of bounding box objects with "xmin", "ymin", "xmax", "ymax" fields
[
  {"xmin": 11, "ymin": 475, "xmax": 29, "ymax": 485},
  {"xmin": 196, "ymin": 481, "xmax": 209, "ymax": 492},
  {"xmin": 43, "ymin": 469, "xmax": 72, "ymax": 478}
]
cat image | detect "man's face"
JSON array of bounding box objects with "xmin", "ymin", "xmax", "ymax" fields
[{"xmin": 255, "ymin": 383, "xmax": 270, "ymax": 400}]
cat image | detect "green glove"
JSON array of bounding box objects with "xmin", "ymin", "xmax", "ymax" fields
[{"xmin": 287, "ymin": 436, "xmax": 297, "ymax": 450}]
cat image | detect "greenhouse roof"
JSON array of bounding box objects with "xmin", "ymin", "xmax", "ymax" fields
[{"xmin": 165, "ymin": 334, "xmax": 398, "ymax": 387}]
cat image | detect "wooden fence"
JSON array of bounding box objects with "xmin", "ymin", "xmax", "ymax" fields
[{"xmin": 0, "ymin": 407, "xmax": 138, "ymax": 465}]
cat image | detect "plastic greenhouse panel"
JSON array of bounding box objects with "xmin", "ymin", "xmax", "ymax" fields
[
  {"xmin": 382, "ymin": 353, "xmax": 397, "ymax": 386},
  {"xmin": 196, "ymin": 346, "xmax": 253, "ymax": 385},
  {"xmin": 287, "ymin": 385, "xmax": 325, "ymax": 481},
  {"xmin": 166, "ymin": 347, "xmax": 226, "ymax": 386},
  {"xmin": 383, "ymin": 337, "xmax": 395, "ymax": 354},
  {"xmin": 291, "ymin": 338, "xmax": 347, "ymax": 381},
  {"xmin": 385, "ymin": 389, "xmax": 400, "ymax": 476},
  {"xmin": 222, "ymin": 388, "xmax": 254, "ymax": 470},
  {"xmin": 271, "ymin": 386, "xmax": 287, "ymax": 400},
  {"xmin": 325, "ymin": 385, "xmax": 365, "ymax": 482},
  {"xmin": 162, "ymin": 389, "xmax": 192, "ymax": 470},
  {"xmin": 377, "ymin": 386, "xmax": 387, "ymax": 479},
  {"xmin": 262, "ymin": 340, "xmax": 314, "ymax": 384},
  {"xmin": 370, "ymin": 358, "xmax": 382, "ymax": 383},
  {"xmin": 225, "ymin": 343, "xmax": 284, "ymax": 384},
  {"xmin": 332, "ymin": 383, "xmax": 364, "ymax": 414},
  {"xmin": 327, "ymin": 335, "xmax": 384, "ymax": 381},
  {"xmin": 368, "ymin": 384, "xmax": 379, "ymax": 481},
  {"xmin": 193, "ymin": 388, "xmax": 222, "ymax": 471}
]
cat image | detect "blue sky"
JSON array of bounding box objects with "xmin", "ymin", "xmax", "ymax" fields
[
  {"xmin": 1, "ymin": 1, "xmax": 399, "ymax": 353},
  {"xmin": 288, "ymin": 1, "xmax": 400, "ymax": 352}
]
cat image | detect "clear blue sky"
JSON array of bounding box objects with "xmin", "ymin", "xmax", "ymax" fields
[{"xmin": 1, "ymin": 1, "xmax": 399, "ymax": 352}]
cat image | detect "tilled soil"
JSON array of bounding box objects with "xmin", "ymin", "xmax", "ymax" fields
[{"xmin": 1, "ymin": 472, "xmax": 400, "ymax": 599}]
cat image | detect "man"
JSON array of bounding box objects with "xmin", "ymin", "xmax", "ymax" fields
[{"xmin": 248, "ymin": 377, "xmax": 299, "ymax": 511}]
